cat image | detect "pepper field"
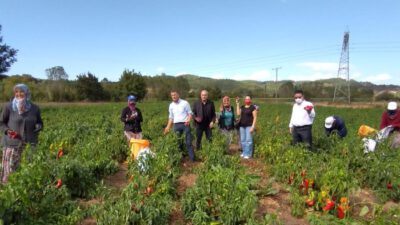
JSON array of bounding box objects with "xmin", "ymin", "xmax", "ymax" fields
[{"xmin": 0, "ymin": 101, "xmax": 399, "ymax": 225}]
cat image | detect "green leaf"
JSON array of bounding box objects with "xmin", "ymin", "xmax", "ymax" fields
[{"xmin": 359, "ymin": 205, "xmax": 369, "ymax": 217}]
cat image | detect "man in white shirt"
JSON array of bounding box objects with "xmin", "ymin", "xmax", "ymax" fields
[
  {"xmin": 164, "ymin": 90, "xmax": 195, "ymax": 161},
  {"xmin": 289, "ymin": 90, "xmax": 316, "ymax": 149}
]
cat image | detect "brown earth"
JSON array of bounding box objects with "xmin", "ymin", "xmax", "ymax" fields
[
  {"xmin": 79, "ymin": 162, "xmax": 129, "ymax": 225},
  {"xmin": 230, "ymin": 144, "xmax": 310, "ymax": 225}
]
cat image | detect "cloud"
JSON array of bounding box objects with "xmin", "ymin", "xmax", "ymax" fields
[
  {"xmin": 291, "ymin": 62, "xmax": 364, "ymax": 81},
  {"xmin": 231, "ymin": 70, "xmax": 272, "ymax": 81},
  {"xmin": 361, "ymin": 73, "xmax": 392, "ymax": 82},
  {"xmin": 287, "ymin": 72, "xmax": 335, "ymax": 81},
  {"xmin": 156, "ymin": 67, "xmax": 165, "ymax": 73},
  {"xmin": 175, "ymin": 72, "xmax": 189, "ymax": 76},
  {"xmin": 297, "ymin": 62, "xmax": 338, "ymax": 72}
]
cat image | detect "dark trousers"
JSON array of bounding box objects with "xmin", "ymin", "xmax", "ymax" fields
[
  {"xmin": 195, "ymin": 126, "xmax": 212, "ymax": 149},
  {"xmin": 174, "ymin": 123, "xmax": 195, "ymax": 161},
  {"xmin": 292, "ymin": 125, "xmax": 312, "ymax": 149}
]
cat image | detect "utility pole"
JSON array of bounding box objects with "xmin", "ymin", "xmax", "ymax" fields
[{"xmin": 272, "ymin": 67, "xmax": 282, "ymax": 99}]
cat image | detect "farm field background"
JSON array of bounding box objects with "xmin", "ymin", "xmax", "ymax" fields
[{"xmin": 1, "ymin": 101, "xmax": 400, "ymax": 225}]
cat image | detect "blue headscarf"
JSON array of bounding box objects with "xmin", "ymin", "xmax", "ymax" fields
[{"xmin": 12, "ymin": 83, "xmax": 32, "ymax": 114}]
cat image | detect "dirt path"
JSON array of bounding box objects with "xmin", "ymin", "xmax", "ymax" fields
[
  {"xmin": 169, "ymin": 159, "xmax": 201, "ymax": 225},
  {"xmin": 79, "ymin": 162, "xmax": 129, "ymax": 225},
  {"xmin": 230, "ymin": 144, "xmax": 309, "ymax": 225}
]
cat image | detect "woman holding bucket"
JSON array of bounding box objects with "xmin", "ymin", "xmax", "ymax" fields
[{"xmin": 120, "ymin": 95, "xmax": 143, "ymax": 142}]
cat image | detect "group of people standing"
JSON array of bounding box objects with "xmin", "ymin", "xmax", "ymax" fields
[{"xmin": 161, "ymin": 90, "xmax": 258, "ymax": 161}]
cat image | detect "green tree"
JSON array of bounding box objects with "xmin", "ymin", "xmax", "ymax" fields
[
  {"xmin": 278, "ymin": 81, "xmax": 295, "ymax": 98},
  {"xmin": 76, "ymin": 72, "xmax": 105, "ymax": 101},
  {"xmin": 45, "ymin": 66, "xmax": 68, "ymax": 80},
  {"xmin": 44, "ymin": 66, "xmax": 70, "ymax": 101},
  {"xmin": 118, "ymin": 69, "xmax": 147, "ymax": 101},
  {"xmin": 0, "ymin": 25, "xmax": 18, "ymax": 74}
]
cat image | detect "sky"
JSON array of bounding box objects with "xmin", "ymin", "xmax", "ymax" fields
[{"xmin": 1, "ymin": 0, "xmax": 400, "ymax": 85}]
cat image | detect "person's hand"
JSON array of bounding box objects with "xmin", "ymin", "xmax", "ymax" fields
[
  {"xmin": 304, "ymin": 105, "xmax": 313, "ymax": 113},
  {"xmin": 164, "ymin": 126, "xmax": 170, "ymax": 134},
  {"xmin": 250, "ymin": 126, "xmax": 255, "ymax": 133},
  {"xmin": 235, "ymin": 97, "xmax": 240, "ymax": 104},
  {"xmin": 184, "ymin": 120, "xmax": 190, "ymax": 126},
  {"xmin": 33, "ymin": 124, "xmax": 42, "ymax": 133},
  {"xmin": 289, "ymin": 127, "xmax": 293, "ymax": 134},
  {"xmin": 209, "ymin": 121, "xmax": 214, "ymax": 129}
]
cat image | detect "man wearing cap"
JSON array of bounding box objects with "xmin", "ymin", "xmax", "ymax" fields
[
  {"xmin": 289, "ymin": 90, "xmax": 316, "ymax": 149},
  {"xmin": 120, "ymin": 95, "xmax": 143, "ymax": 142},
  {"xmin": 164, "ymin": 90, "xmax": 195, "ymax": 161},
  {"xmin": 380, "ymin": 102, "xmax": 400, "ymax": 130},
  {"xmin": 379, "ymin": 101, "xmax": 400, "ymax": 149},
  {"xmin": 324, "ymin": 116, "xmax": 347, "ymax": 138}
]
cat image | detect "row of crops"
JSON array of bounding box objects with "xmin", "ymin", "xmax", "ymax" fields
[{"xmin": 1, "ymin": 102, "xmax": 400, "ymax": 224}]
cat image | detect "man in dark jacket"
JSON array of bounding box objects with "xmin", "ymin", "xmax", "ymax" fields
[
  {"xmin": 324, "ymin": 116, "xmax": 347, "ymax": 138},
  {"xmin": 192, "ymin": 90, "xmax": 216, "ymax": 149}
]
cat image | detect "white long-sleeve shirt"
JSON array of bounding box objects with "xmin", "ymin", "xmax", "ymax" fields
[{"xmin": 289, "ymin": 100, "xmax": 316, "ymax": 128}]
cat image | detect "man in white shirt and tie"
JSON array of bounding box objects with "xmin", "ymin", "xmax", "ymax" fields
[
  {"xmin": 289, "ymin": 90, "xmax": 316, "ymax": 149},
  {"xmin": 164, "ymin": 90, "xmax": 195, "ymax": 161}
]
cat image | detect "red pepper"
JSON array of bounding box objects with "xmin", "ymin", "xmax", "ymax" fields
[
  {"xmin": 337, "ymin": 206, "xmax": 345, "ymax": 219},
  {"xmin": 56, "ymin": 179, "xmax": 62, "ymax": 189},
  {"xmin": 9, "ymin": 131, "xmax": 18, "ymax": 139},
  {"xmin": 304, "ymin": 105, "xmax": 313, "ymax": 111},
  {"xmin": 145, "ymin": 186, "xmax": 153, "ymax": 195},
  {"xmin": 323, "ymin": 199, "xmax": 335, "ymax": 211},
  {"xmin": 57, "ymin": 149, "xmax": 64, "ymax": 159},
  {"xmin": 303, "ymin": 179, "xmax": 309, "ymax": 190},
  {"xmin": 306, "ymin": 199, "xmax": 315, "ymax": 207},
  {"xmin": 387, "ymin": 182, "xmax": 393, "ymax": 190}
]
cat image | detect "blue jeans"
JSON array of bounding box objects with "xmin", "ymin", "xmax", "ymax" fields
[
  {"xmin": 239, "ymin": 126, "xmax": 253, "ymax": 157},
  {"xmin": 174, "ymin": 123, "xmax": 195, "ymax": 161}
]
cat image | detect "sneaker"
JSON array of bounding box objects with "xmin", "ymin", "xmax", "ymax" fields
[{"xmin": 243, "ymin": 155, "xmax": 251, "ymax": 159}]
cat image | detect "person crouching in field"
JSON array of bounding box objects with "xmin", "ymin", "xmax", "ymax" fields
[
  {"xmin": 218, "ymin": 96, "xmax": 235, "ymax": 147},
  {"xmin": 121, "ymin": 95, "xmax": 143, "ymax": 142},
  {"xmin": 379, "ymin": 101, "xmax": 400, "ymax": 148},
  {"xmin": 289, "ymin": 90, "xmax": 315, "ymax": 150},
  {"xmin": 1, "ymin": 84, "xmax": 43, "ymax": 184},
  {"xmin": 324, "ymin": 116, "xmax": 347, "ymax": 138}
]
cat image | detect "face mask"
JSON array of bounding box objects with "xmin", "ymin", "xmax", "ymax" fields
[
  {"xmin": 15, "ymin": 98, "xmax": 26, "ymax": 114},
  {"xmin": 295, "ymin": 98, "xmax": 303, "ymax": 104},
  {"xmin": 244, "ymin": 99, "xmax": 252, "ymax": 105},
  {"xmin": 388, "ymin": 110, "xmax": 396, "ymax": 117}
]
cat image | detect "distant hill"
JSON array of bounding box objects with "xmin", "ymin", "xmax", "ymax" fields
[{"xmin": 178, "ymin": 74, "xmax": 400, "ymax": 100}]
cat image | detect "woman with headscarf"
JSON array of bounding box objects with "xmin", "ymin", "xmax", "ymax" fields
[
  {"xmin": 218, "ymin": 96, "xmax": 235, "ymax": 146},
  {"xmin": 0, "ymin": 84, "xmax": 43, "ymax": 183},
  {"xmin": 120, "ymin": 95, "xmax": 143, "ymax": 142}
]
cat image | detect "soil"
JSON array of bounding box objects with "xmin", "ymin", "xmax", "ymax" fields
[
  {"xmin": 79, "ymin": 162, "xmax": 129, "ymax": 225},
  {"xmin": 80, "ymin": 145, "xmax": 400, "ymax": 225},
  {"xmin": 230, "ymin": 144, "xmax": 310, "ymax": 225}
]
